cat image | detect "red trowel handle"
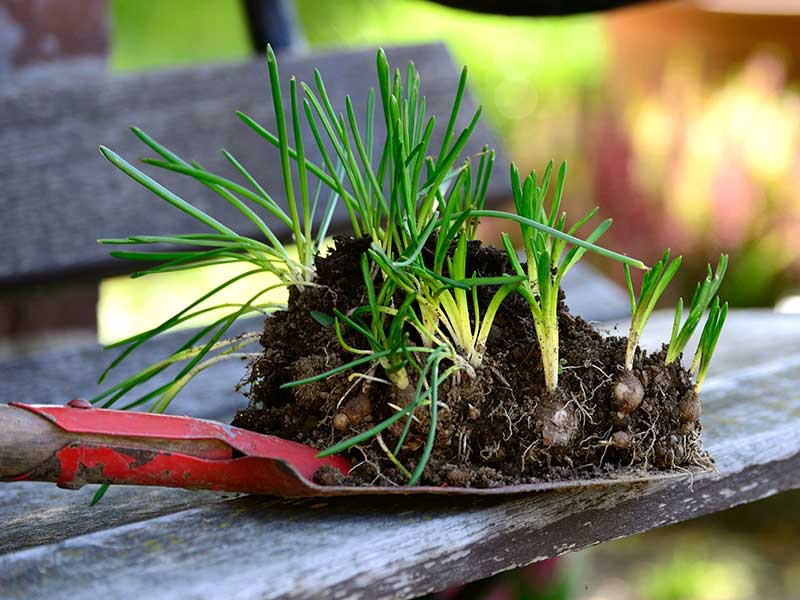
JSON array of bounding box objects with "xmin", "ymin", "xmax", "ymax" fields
[{"xmin": 0, "ymin": 402, "xmax": 349, "ymax": 496}]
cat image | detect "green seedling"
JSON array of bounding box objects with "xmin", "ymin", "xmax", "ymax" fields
[
  {"xmin": 502, "ymin": 161, "xmax": 621, "ymax": 392},
  {"xmin": 667, "ymin": 254, "xmax": 728, "ymax": 364},
  {"xmin": 430, "ymin": 234, "xmax": 521, "ymax": 369},
  {"xmin": 332, "ymin": 255, "xmax": 414, "ymax": 389},
  {"xmin": 624, "ymin": 250, "xmax": 682, "ymax": 370},
  {"xmin": 691, "ymin": 297, "xmax": 728, "ymax": 391}
]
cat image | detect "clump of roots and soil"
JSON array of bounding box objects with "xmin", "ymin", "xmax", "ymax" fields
[{"xmin": 232, "ymin": 237, "xmax": 712, "ymax": 488}]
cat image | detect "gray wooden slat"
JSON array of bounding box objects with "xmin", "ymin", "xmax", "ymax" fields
[
  {"xmin": 559, "ymin": 262, "xmax": 628, "ymax": 322},
  {"xmin": 0, "ymin": 316, "xmax": 259, "ymax": 422},
  {"xmin": 0, "ymin": 483, "xmax": 229, "ymax": 555},
  {"xmin": 0, "ymin": 43, "xmax": 508, "ymax": 287},
  {"xmin": 1, "ymin": 310, "xmax": 798, "ymax": 599}
]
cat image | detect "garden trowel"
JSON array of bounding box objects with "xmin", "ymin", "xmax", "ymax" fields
[
  {"xmin": 0, "ymin": 400, "xmax": 704, "ymax": 497},
  {"xmin": 0, "ymin": 400, "xmax": 349, "ymax": 497}
]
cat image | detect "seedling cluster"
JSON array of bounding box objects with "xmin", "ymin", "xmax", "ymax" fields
[{"xmin": 95, "ymin": 46, "xmax": 729, "ymax": 485}]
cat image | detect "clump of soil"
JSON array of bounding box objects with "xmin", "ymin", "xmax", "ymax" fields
[{"xmin": 232, "ymin": 236, "xmax": 712, "ymax": 488}]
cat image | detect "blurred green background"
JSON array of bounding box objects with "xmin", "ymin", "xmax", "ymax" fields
[{"xmin": 103, "ymin": 2, "xmax": 800, "ymax": 598}]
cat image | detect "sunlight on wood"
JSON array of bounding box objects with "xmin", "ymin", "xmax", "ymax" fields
[{"xmin": 97, "ymin": 239, "xmax": 335, "ymax": 345}]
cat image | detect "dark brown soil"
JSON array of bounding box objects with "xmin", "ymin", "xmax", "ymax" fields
[{"xmin": 232, "ymin": 236, "xmax": 712, "ymax": 488}]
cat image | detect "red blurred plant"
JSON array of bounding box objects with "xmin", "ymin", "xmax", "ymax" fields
[{"xmin": 590, "ymin": 51, "xmax": 800, "ymax": 306}]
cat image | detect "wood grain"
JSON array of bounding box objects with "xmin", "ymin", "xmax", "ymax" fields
[
  {"xmin": 0, "ymin": 404, "xmax": 68, "ymax": 476},
  {"xmin": 0, "ymin": 483, "xmax": 229, "ymax": 556},
  {"xmin": 0, "ymin": 43, "xmax": 508, "ymax": 288},
  {"xmin": 0, "ymin": 310, "xmax": 797, "ymax": 599}
]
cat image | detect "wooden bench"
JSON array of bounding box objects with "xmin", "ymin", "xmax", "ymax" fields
[
  {"xmin": 1, "ymin": 310, "xmax": 798, "ymax": 598},
  {"xmin": 2, "ymin": 10, "xmax": 799, "ymax": 600}
]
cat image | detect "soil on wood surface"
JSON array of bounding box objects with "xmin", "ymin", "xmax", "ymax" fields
[{"xmin": 232, "ymin": 236, "xmax": 712, "ymax": 488}]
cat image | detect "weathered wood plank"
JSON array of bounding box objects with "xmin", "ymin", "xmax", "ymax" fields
[
  {"xmin": 0, "ymin": 43, "xmax": 507, "ymax": 287},
  {"xmin": 0, "ymin": 316, "xmax": 258, "ymax": 422},
  {"xmin": 560, "ymin": 263, "xmax": 628, "ymax": 323},
  {"xmin": 0, "ymin": 483, "xmax": 230, "ymax": 555},
  {"xmin": 0, "ymin": 310, "xmax": 797, "ymax": 599}
]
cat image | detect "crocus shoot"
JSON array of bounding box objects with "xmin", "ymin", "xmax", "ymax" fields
[
  {"xmin": 667, "ymin": 254, "xmax": 729, "ymax": 365},
  {"xmin": 624, "ymin": 250, "xmax": 682, "ymax": 370},
  {"xmin": 691, "ymin": 297, "xmax": 728, "ymax": 392},
  {"xmin": 501, "ymin": 161, "xmax": 638, "ymax": 392}
]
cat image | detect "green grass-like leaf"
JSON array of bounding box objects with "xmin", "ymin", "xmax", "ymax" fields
[
  {"xmin": 501, "ymin": 161, "xmax": 620, "ymax": 392},
  {"xmin": 691, "ymin": 297, "xmax": 728, "ymax": 391},
  {"xmin": 666, "ymin": 254, "xmax": 728, "ymax": 364},
  {"xmin": 624, "ymin": 250, "xmax": 682, "ymax": 370}
]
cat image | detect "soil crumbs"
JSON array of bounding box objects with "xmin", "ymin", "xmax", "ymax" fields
[{"xmin": 232, "ymin": 236, "xmax": 712, "ymax": 488}]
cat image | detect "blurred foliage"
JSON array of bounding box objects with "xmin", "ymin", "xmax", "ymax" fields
[
  {"xmin": 635, "ymin": 551, "xmax": 754, "ymax": 600},
  {"xmin": 294, "ymin": 0, "xmax": 606, "ymax": 154},
  {"xmin": 576, "ymin": 490, "xmax": 800, "ymax": 600},
  {"xmin": 109, "ymin": 0, "xmax": 251, "ymax": 71},
  {"xmin": 588, "ymin": 51, "xmax": 800, "ymax": 307},
  {"xmin": 581, "ymin": 539, "xmax": 759, "ymax": 600}
]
